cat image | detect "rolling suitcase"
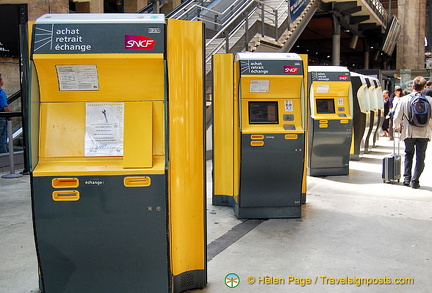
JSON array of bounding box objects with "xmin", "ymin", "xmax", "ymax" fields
[{"xmin": 382, "ymin": 132, "xmax": 401, "ymax": 183}]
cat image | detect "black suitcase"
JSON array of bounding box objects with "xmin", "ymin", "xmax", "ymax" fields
[{"xmin": 382, "ymin": 132, "xmax": 401, "ymax": 183}]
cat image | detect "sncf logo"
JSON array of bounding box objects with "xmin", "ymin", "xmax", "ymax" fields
[
  {"xmin": 338, "ymin": 75, "xmax": 349, "ymax": 81},
  {"xmin": 284, "ymin": 66, "xmax": 299, "ymax": 74},
  {"xmin": 125, "ymin": 35, "xmax": 155, "ymax": 49}
]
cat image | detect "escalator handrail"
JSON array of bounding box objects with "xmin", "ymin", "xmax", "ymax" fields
[
  {"xmin": 166, "ymin": 0, "xmax": 196, "ymax": 19},
  {"xmin": 7, "ymin": 90, "xmax": 21, "ymax": 105},
  {"xmin": 136, "ymin": 3, "xmax": 154, "ymax": 14}
]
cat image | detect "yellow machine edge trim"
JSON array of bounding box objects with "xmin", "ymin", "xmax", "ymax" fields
[
  {"xmin": 213, "ymin": 53, "xmax": 235, "ymax": 197},
  {"xmin": 167, "ymin": 19, "xmax": 206, "ymax": 277},
  {"xmin": 299, "ymin": 54, "xmax": 308, "ymax": 199}
]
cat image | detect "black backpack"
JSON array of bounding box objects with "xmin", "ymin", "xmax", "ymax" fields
[{"xmin": 407, "ymin": 93, "xmax": 431, "ymax": 127}]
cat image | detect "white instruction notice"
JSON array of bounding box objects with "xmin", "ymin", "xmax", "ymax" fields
[
  {"xmin": 316, "ymin": 84, "xmax": 330, "ymax": 93},
  {"xmin": 250, "ymin": 80, "xmax": 270, "ymax": 93},
  {"xmin": 85, "ymin": 102, "xmax": 124, "ymax": 157},
  {"xmin": 56, "ymin": 65, "xmax": 99, "ymax": 91}
]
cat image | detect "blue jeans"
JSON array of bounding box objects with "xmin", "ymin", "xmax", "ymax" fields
[
  {"xmin": 403, "ymin": 138, "xmax": 429, "ymax": 184},
  {"xmin": 0, "ymin": 118, "xmax": 7, "ymax": 153}
]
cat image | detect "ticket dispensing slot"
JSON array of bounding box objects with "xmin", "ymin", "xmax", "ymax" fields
[
  {"xmin": 308, "ymin": 66, "xmax": 353, "ymax": 176},
  {"xmin": 52, "ymin": 190, "xmax": 80, "ymax": 202},
  {"xmin": 52, "ymin": 178, "xmax": 79, "ymax": 188},
  {"xmin": 124, "ymin": 176, "xmax": 151, "ymax": 187}
]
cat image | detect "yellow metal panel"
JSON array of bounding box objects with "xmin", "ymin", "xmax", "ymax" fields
[
  {"xmin": 312, "ymin": 81, "xmax": 351, "ymax": 97},
  {"xmin": 152, "ymin": 101, "xmax": 165, "ymax": 156},
  {"xmin": 311, "ymin": 81, "xmax": 352, "ymax": 119},
  {"xmin": 33, "ymin": 54, "xmax": 165, "ymax": 102},
  {"xmin": 123, "ymin": 102, "xmax": 153, "ymax": 168},
  {"xmin": 213, "ymin": 54, "xmax": 234, "ymax": 198},
  {"xmin": 33, "ymin": 156, "xmax": 166, "ymax": 176},
  {"xmin": 299, "ymin": 54, "xmax": 308, "ymax": 198},
  {"xmin": 240, "ymin": 75, "xmax": 303, "ymax": 99},
  {"xmin": 167, "ymin": 19, "xmax": 205, "ymax": 277},
  {"xmin": 39, "ymin": 102, "xmax": 85, "ymax": 158}
]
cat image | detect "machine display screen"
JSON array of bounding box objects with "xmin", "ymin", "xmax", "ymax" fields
[
  {"xmin": 316, "ymin": 99, "xmax": 335, "ymax": 114},
  {"xmin": 249, "ymin": 101, "xmax": 279, "ymax": 124}
]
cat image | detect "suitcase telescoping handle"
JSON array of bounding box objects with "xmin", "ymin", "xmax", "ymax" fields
[{"xmin": 393, "ymin": 130, "xmax": 401, "ymax": 156}]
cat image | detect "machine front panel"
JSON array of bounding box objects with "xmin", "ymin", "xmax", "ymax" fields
[
  {"xmin": 32, "ymin": 174, "xmax": 169, "ymax": 293},
  {"xmin": 240, "ymin": 133, "xmax": 304, "ymax": 207},
  {"xmin": 310, "ymin": 119, "xmax": 353, "ymax": 170}
]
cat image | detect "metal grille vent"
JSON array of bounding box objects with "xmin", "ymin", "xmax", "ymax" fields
[{"xmin": 180, "ymin": 272, "xmax": 195, "ymax": 289}]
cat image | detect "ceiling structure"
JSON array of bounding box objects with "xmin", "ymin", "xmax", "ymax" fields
[{"xmin": 292, "ymin": 0, "xmax": 396, "ymax": 71}]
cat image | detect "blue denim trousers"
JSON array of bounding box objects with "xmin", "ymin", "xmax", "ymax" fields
[{"xmin": 0, "ymin": 118, "xmax": 7, "ymax": 153}]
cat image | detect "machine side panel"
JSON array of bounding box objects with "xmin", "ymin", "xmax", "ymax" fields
[
  {"xmin": 212, "ymin": 54, "xmax": 235, "ymax": 205},
  {"xmin": 167, "ymin": 19, "xmax": 206, "ymax": 292}
]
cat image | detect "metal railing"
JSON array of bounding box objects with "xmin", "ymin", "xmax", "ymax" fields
[
  {"xmin": 0, "ymin": 112, "xmax": 23, "ymax": 179},
  {"xmin": 364, "ymin": 0, "xmax": 390, "ymax": 27},
  {"xmin": 170, "ymin": 0, "xmax": 289, "ymax": 65}
]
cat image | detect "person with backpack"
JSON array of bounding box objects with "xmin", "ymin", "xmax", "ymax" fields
[{"xmin": 393, "ymin": 76, "xmax": 432, "ymax": 189}]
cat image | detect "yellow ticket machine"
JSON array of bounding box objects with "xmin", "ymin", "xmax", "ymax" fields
[
  {"xmin": 308, "ymin": 66, "xmax": 353, "ymax": 176},
  {"xmin": 213, "ymin": 52, "xmax": 307, "ymax": 218},
  {"xmin": 29, "ymin": 14, "xmax": 206, "ymax": 293},
  {"xmin": 350, "ymin": 72, "xmax": 371, "ymax": 160}
]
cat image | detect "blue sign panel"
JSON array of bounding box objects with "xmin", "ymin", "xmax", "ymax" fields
[{"xmin": 290, "ymin": 0, "xmax": 311, "ymax": 21}]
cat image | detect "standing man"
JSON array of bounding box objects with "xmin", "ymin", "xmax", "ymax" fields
[
  {"xmin": 393, "ymin": 76, "xmax": 432, "ymax": 189},
  {"xmin": 381, "ymin": 90, "xmax": 390, "ymax": 137},
  {"xmin": 0, "ymin": 74, "xmax": 11, "ymax": 153}
]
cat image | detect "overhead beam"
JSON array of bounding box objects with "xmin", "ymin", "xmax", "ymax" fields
[
  {"xmin": 350, "ymin": 15, "xmax": 370, "ymax": 24},
  {"xmin": 359, "ymin": 23, "xmax": 378, "ymax": 30},
  {"xmin": 340, "ymin": 6, "xmax": 362, "ymax": 16}
]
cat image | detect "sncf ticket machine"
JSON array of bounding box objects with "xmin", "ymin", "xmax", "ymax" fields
[
  {"xmin": 363, "ymin": 76, "xmax": 379, "ymax": 153},
  {"xmin": 213, "ymin": 53, "xmax": 308, "ymax": 218},
  {"xmin": 29, "ymin": 14, "xmax": 206, "ymax": 293},
  {"xmin": 371, "ymin": 77, "xmax": 384, "ymax": 147},
  {"xmin": 350, "ymin": 72, "xmax": 371, "ymax": 160},
  {"xmin": 308, "ymin": 66, "xmax": 353, "ymax": 176}
]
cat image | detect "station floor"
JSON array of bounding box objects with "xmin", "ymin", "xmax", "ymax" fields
[{"xmin": 1, "ymin": 136, "xmax": 431, "ymax": 293}]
